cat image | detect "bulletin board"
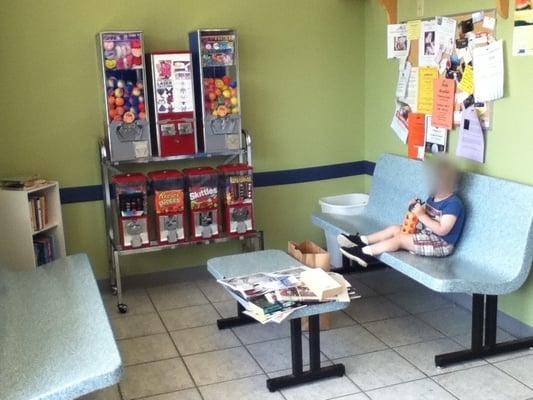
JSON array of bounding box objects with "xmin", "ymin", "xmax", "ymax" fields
[{"xmin": 405, "ymin": 9, "xmax": 497, "ymax": 129}]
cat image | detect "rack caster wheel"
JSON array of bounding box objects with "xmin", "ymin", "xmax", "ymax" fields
[
  {"xmin": 117, "ymin": 304, "xmax": 128, "ymax": 314},
  {"xmin": 110, "ymin": 285, "xmax": 118, "ymax": 295}
]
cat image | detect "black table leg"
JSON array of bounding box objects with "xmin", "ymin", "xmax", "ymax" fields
[
  {"xmin": 266, "ymin": 316, "xmax": 345, "ymax": 392},
  {"xmin": 435, "ymin": 294, "xmax": 533, "ymax": 367},
  {"xmin": 217, "ymin": 302, "xmax": 257, "ymax": 330}
]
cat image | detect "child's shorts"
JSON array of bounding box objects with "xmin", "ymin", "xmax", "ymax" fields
[{"xmin": 412, "ymin": 230, "xmax": 454, "ymax": 257}]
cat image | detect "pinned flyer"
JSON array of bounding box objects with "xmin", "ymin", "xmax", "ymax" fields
[
  {"xmin": 473, "ymin": 40, "xmax": 504, "ymax": 101},
  {"xmin": 391, "ymin": 101, "xmax": 411, "ymax": 144},
  {"xmin": 456, "ymin": 106, "xmax": 485, "ymax": 163},
  {"xmin": 434, "ymin": 16, "xmax": 457, "ymax": 62},
  {"xmin": 417, "ymin": 67, "xmax": 438, "ymax": 114},
  {"xmin": 407, "ymin": 20, "xmax": 422, "ymax": 40},
  {"xmin": 399, "ymin": 66, "xmax": 419, "ymax": 112},
  {"xmin": 407, "ymin": 113, "xmax": 426, "ymax": 160},
  {"xmin": 432, "ymin": 78, "xmax": 456, "ymax": 129},
  {"xmin": 387, "ymin": 24, "xmax": 409, "ymax": 59},
  {"xmin": 458, "ymin": 64, "xmax": 474, "ymax": 95},
  {"xmin": 424, "ymin": 115, "xmax": 447, "ymax": 154},
  {"xmin": 396, "ymin": 61, "xmax": 412, "ymax": 98},
  {"xmin": 419, "ymin": 19, "xmax": 437, "ymax": 66}
]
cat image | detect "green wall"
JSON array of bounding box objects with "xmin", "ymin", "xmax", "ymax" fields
[
  {"xmin": 3, "ymin": 0, "xmax": 533, "ymax": 326},
  {"xmin": 364, "ymin": 0, "xmax": 533, "ymax": 324},
  {"xmin": 0, "ymin": 0, "xmax": 366, "ymax": 278}
]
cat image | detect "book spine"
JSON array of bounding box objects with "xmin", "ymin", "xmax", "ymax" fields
[
  {"xmin": 29, "ymin": 199, "xmax": 36, "ymax": 231},
  {"xmin": 43, "ymin": 196, "xmax": 48, "ymax": 225}
]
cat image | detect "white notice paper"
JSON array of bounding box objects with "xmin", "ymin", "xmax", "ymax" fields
[
  {"xmin": 390, "ymin": 101, "xmax": 410, "ymax": 144},
  {"xmin": 456, "ymin": 106, "xmax": 485, "ymax": 163},
  {"xmin": 399, "ymin": 66, "xmax": 419, "ymax": 112},
  {"xmin": 419, "ymin": 19, "xmax": 438, "ymax": 66},
  {"xmin": 396, "ymin": 61, "xmax": 412, "ymax": 98},
  {"xmin": 473, "ymin": 40, "xmax": 504, "ymax": 102},
  {"xmin": 434, "ymin": 16, "xmax": 457, "ymax": 63},
  {"xmin": 387, "ymin": 24, "xmax": 409, "ymax": 59},
  {"xmin": 424, "ymin": 115, "xmax": 447, "ymax": 154}
]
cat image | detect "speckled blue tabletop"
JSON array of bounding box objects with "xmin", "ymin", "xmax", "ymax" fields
[
  {"xmin": 208, "ymin": 250, "xmax": 349, "ymax": 319},
  {"xmin": 0, "ymin": 254, "xmax": 122, "ymax": 400},
  {"xmin": 313, "ymin": 154, "xmax": 533, "ymax": 295}
]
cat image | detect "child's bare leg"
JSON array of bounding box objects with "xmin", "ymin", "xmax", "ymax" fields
[
  {"xmin": 365, "ymin": 225, "xmax": 401, "ymax": 244},
  {"xmin": 366, "ymin": 233, "xmax": 416, "ymax": 255}
]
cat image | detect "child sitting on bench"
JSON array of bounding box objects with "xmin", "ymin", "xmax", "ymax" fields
[{"xmin": 338, "ymin": 157, "xmax": 465, "ymax": 267}]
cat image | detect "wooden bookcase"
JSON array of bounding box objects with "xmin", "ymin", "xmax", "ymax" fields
[{"xmin": 0, "ymin": 182, "xmax": 66, "ymax": 270}]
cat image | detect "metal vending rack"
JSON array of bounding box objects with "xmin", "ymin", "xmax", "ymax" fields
[{"xmin": 100, "ymin": 131, "xmax": 263, "ymax": 313}]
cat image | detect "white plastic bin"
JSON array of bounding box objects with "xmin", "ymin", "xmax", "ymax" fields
[{"xmin": 319, "ymin": 193, "xmax": 369, "ymax": 269}]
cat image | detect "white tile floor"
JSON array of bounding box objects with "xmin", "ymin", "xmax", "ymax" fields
[{"xmin": 81, "ymin": 268, "xmax": 533, "ymax": 400}]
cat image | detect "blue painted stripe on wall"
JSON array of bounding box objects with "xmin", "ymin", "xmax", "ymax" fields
[
  {"xmin": 59, "ymin": 160, "xmax": 376, "ymax": 204},
  {"xmin": 60, "ymin": 185, "xmax": 104, "ymax": 204},
  {"xmin": 253, "ymin": 161, "xmax": 373, "ymax": 187}
]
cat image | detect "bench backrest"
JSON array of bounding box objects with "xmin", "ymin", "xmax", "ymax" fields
[{"xmin": 366, "ymin": 154, "xmax": 533, "ymax": 282}]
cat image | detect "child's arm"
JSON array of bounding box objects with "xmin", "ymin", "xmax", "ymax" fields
[{"xmin": 412, "ymin": 204, "xmax": 457, "ymax": 237}]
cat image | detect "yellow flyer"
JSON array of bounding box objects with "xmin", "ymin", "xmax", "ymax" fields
[
  {"xmin": 417, "ymin": 67, "xmax": 439, "ymax": 114},
  {"xmin": 407, "ymin": 20, "xmax": 422, "ymax": 40},
  {"xmin": 458, "ymin": 64, "xmax": 474, "ymax": 95}
]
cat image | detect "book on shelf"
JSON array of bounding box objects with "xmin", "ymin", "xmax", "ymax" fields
[
  {"xmin": 33, "ymin": 234, "xmax": 56, "ymax": 266},
  {"xmin": 28, "ymin": 195, "xmax": 49, "ymax": 231}
]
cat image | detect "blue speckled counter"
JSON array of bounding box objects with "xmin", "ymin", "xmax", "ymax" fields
[
  {"xmin": 208, "ymin": 250, "xmax": 349, "ymax": 319},
  {"xmin": 0, "ymin": 254, "xmax": 122, "ymax": 400}
]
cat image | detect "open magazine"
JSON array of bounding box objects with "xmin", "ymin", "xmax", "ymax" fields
[{"xmin": 217, "ymin": 266, "xmax": 360, "ymax": 324}]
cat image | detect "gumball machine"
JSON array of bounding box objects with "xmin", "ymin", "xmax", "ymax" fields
[
  {"xmin": 146, "ymin": 51, "xmax": 197, "ymax": 157},
  {"xmin": 112, "ymin": 173, "xmax": 149, "ymax": 248},
  {"xmin": 218, "ymin": 164, "xmax": 255, "ymax": 236},
  {"xmin": 98, "ymin": 31, "xmax": 152, "ymax": 162},
  {"xmin": 189, "ymin": 29, "xmax": 243, "ymax": 153},
  {"xmin": 184, "ymin": 167, "xmax": 221, "ymax": 240},
  {"xmin": 148, "ymin": 170, "xmax": 187, "ymax": 244}
]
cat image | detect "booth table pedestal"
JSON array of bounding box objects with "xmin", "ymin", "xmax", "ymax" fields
[{"xmin": 207, "ymin": 250, "xmax": 349, "ymax": 392}]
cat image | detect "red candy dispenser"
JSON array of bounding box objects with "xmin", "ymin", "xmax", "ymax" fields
[
  {"xmin": 148, "ymin": 170, "xmax": 187, "ymax": 244},
  {"xmin": 146, "ymin": 51, "xmax": 197, "ymax": 157},
  {"xmin": 112, "ymin": 173, "xmax": 149, "ymax": 248},
  {"xmin": 184, "ymin": 167, "xmax": 221, "ymax": 240},
  {"xmin": 218, "ymin": 164, "xmax": 255, "ymax": 236}
]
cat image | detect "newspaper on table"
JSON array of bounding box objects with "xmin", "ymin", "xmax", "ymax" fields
[{"xmin": 217, "ymin": 266, "xmax": 359, "ymax": 324}]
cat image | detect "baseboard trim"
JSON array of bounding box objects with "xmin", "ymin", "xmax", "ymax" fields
[
  {"xmin": 97, "ymin": 265, "xmax": 533, "ymax": 339},
  {"xmin": 97, "ymin": 264, "xmax": 211, "ymax": 291}
]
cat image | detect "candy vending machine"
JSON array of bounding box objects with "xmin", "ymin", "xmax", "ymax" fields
[
  {"xmin": 147, "ymin": 51, "xmax": 197, "ymax": 157},
  {"xmin": 98, "ymin": 31, "xmax": 152, "ymax": 161},
  {"xmin": 189, "ymin": 29, "xmax": 243, "ymax": 153}
]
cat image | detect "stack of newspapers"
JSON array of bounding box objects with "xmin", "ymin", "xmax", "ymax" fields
[{"xmin": 217, "ymin": 266, "xmax": 360, "ymax": 324}]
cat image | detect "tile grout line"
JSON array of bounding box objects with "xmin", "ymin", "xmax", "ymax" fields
[
  {"xmin": 489, "ymin": 361, "xmax": 533, "ymax": 392},
  {"xmin": 219, "ymin": 301, "xmax": 290, "ymax": 400},
  {"xmin": 146, "ymin": 283, "xmax": 207, "ymax": 400},
  {"xmin": 111, "ymin": 272, "xmax": 530, "ymax": 399}
]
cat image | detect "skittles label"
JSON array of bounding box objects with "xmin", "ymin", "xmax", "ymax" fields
[
  {"xmin": 154, "ymin": 190, "xmax": 184, "ymax": 214},
  {"xmin": 189, "ymin": 186, "xmax": 218, "ymax": 210}
]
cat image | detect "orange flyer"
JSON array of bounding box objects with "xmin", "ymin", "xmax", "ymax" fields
[
  {"xmin": 432, "ymin": 78, "xmax": 456, "ymax": 129},
  {"xmin": 407, "ymin": 113, "xmax": 426, "ymax": 160}
]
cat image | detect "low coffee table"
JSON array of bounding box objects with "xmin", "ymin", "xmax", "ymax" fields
[{"xmin": 207, "ymin": 249, "xmax": 349, "ymax": 392}]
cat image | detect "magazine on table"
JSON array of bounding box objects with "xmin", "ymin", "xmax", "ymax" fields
[
  {"xmin": 217, "ymin": 266, "xmax": 310, "ymax": 299},
  {"xmin": 217, "ymin": 266, "xmax": 359, "ymax": 324}
]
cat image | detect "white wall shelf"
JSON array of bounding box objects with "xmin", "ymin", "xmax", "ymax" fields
[{"xmin": 0, "ymin": 181, "xmax": 66, "ymax": 270}]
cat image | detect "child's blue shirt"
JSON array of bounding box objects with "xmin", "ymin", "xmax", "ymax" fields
[{"xmin": 424, "ymin": 194, "xmax": 465, "ymax": 245}]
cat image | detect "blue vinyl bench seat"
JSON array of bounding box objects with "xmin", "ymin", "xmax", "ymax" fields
[{"xmin": 313, "ymin": 154, "xmax": 533, "ymax": 366}]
